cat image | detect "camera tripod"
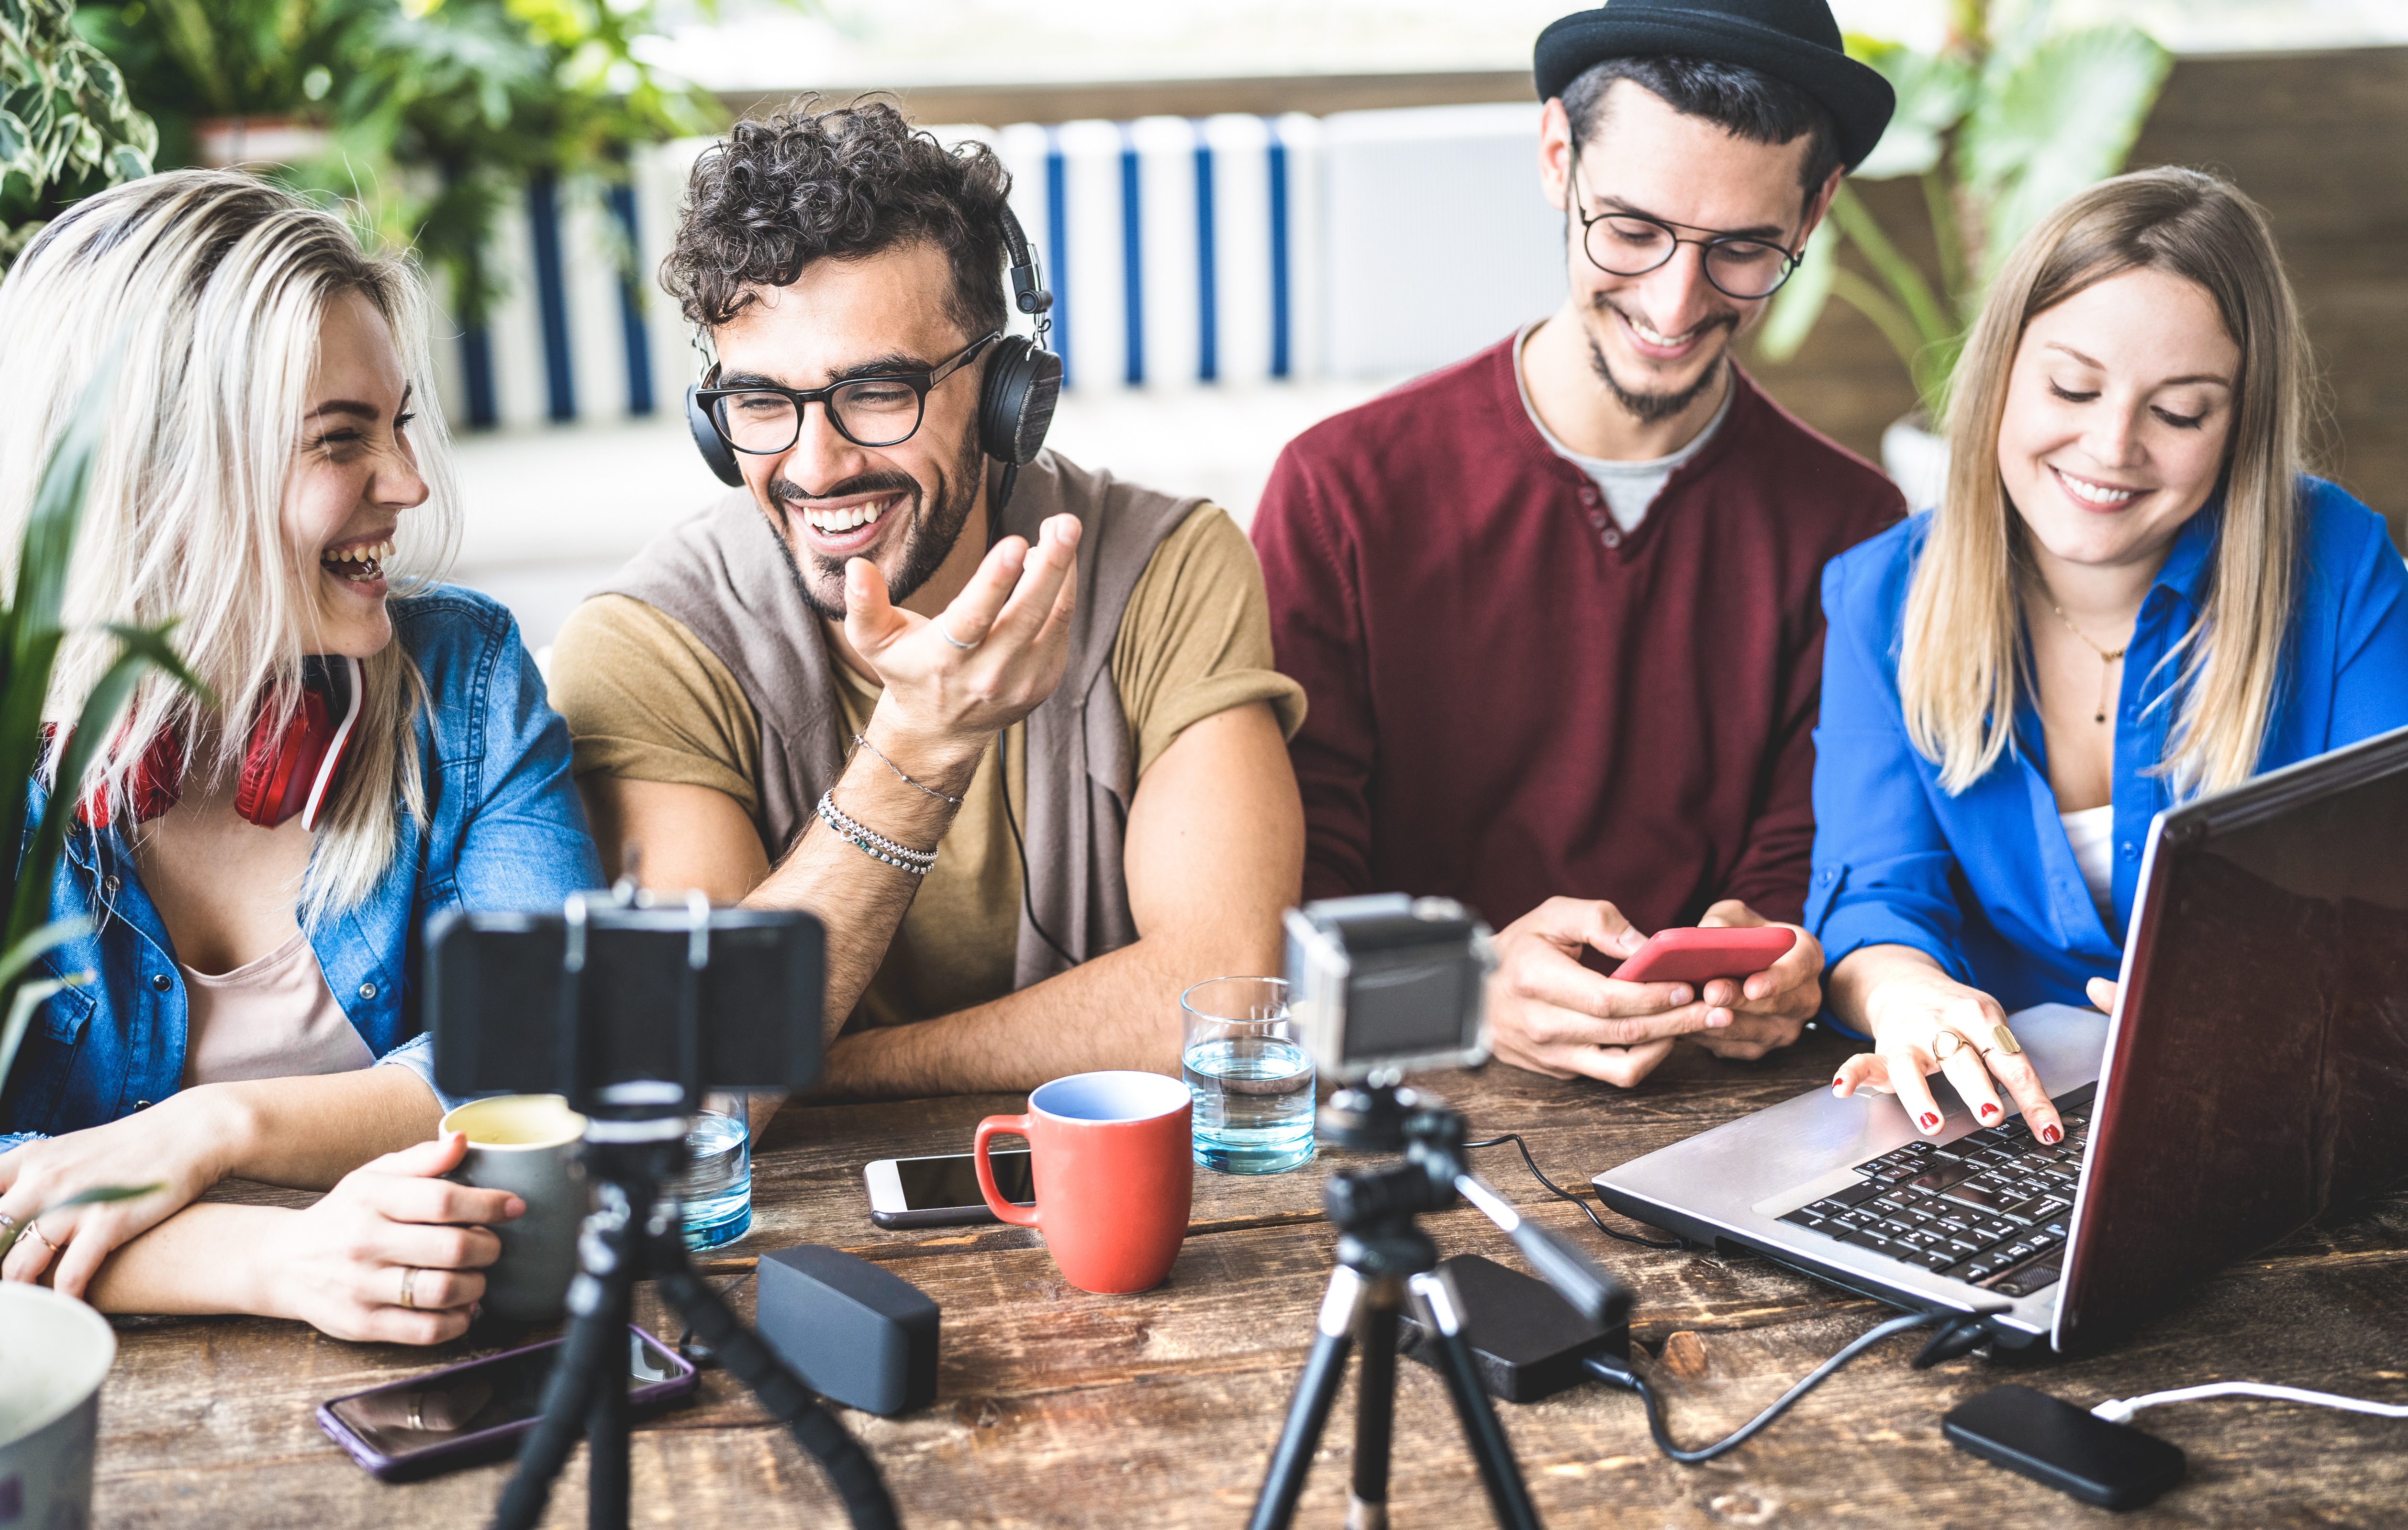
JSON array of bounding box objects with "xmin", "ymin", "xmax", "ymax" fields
[
  {"xmin": 1249, "ymin": 1085, "xmax": 1623, "ymax": 1530},
  {"xmin": 485, "ymin": 890, "xmax": 896, "ymax": 1530}
]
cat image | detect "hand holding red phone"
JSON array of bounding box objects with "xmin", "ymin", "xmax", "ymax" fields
[
  {"xmin": 1485, "ymin": 898, "xmax": 1722, "ymax": 1087},
  {"xmin": 1674, "ymin": 900, "xmax": 1825, "ymax": 1062}
]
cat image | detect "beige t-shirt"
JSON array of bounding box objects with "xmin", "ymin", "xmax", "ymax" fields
[
  {"xmin": 552, "ymin": 502, "xmax": 1304, "ymax": 1028},
  {"xmin": 179, "ymin": 929, "xmax": 374, "ymax": 1086}
]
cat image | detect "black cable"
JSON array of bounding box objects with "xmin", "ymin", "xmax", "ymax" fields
[
  {"xmin": 999, "ymin": 728, "xmax": 1077, "ymax": 968},
  {"xmin": 1464, "ymin": 1134, "xmax": 1685, "ymax": 1250},
  {"xmin": 1582, "ymin": 1311, "xmax": 1940, "ymax": 1463}
]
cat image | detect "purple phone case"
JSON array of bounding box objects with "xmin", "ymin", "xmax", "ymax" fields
[{"xmin": 314, "ymin": 1324, "xmax": 697, "ymax": 1481}]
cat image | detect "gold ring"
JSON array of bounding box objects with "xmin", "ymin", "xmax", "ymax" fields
[
  {"xmin": 408, "ymin": 1393, "xmax": 427, "ymax": 1432},
  {"xmin": 24, "ymin": 1221, "xmax": 59, "ymax": 1254},
  {"xmin": 399, "ymin": 1265, "xmax": 421, "ymax": 1311},
  {"xmin": 1987, "ymin": 1024, "xmax": 2023, "ymax": 1057},
  {"xmin": 1930, "ymin": 1030, "xmax": 1966, "ymax": 1062}
]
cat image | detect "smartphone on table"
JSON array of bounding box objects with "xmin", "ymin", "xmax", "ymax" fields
[
  {"xmin": 316, "ymin": 1325, "xmax": 696, "ymax": 1481},
  {"xmin": 1613, "ymin": 926, "xmax": 1797, "ymax": 987},
  {"xmin": 864, "ymin": 1149, "xmax": 1036, "ymax": 1229}
]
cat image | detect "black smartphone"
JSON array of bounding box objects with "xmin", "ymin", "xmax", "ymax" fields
[
  {"xmin": 1942, "ymin": 1384, "xmax": 2185, "ymax": 1509},
  {"xmin": 316, "ymin": 1325, "xmax": 697, "ymax": 1481},
  {"xmin": 863, "ymin": 1149, "xmax": 1036, "ymax": 1229}
]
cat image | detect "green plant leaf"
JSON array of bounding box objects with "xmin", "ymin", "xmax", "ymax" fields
[
  {"xmin": 1958, "ymin": 23, "xmax": 2172, "ymax": 283},
  {"xmin": 1845, "ymin": 34, "xmax": 1977, "ymax": 182},
  {"xmin": 16, "ymin": 622, "xmax": 212, "ymax": 952},
  {"xmin": 1753, "ymin": 226, "xmax": 1838, "ymax": 364},
  {"xmin": 0, "ymin": 1177, "xmax": 160, "ymax": 1264},
  {"xmin": 0, "ymin": 973, "xmax": 81, "ymax": 1124},
  {"xmin": 0, "ymin": 916, "xmax": 89, "ymax": 994}
]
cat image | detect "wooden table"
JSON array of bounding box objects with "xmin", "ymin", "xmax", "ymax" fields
[{"xmin": 92, "ymin": 1028, "xmax": 2408, "ymax": 1528}]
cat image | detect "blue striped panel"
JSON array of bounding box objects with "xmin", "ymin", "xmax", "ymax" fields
[
  {"xmin": 606, "ymin": 182, "xmax": 655, "ymax": 417},
  {"xmin": 525, "ymin": 172, "xmax": 576, "ymax": 422},
  {"xmin": 1193, "ymin": 124, "xmax": 1217, "ymax": 384},
  {"xmin": 1119, "ymin": 126, "xmax": 1144, "ymax": 387},
  {"xmin": 1267, "ymin": 120, "xmax": 1291, "ymax": 380},
  {"xmin": 459, "ymin": 326, "xmax": 497, "ymax": 430},
  {"xmin": 1047, "ymin": 130, "xmax": 1071, "ymax": 389}
]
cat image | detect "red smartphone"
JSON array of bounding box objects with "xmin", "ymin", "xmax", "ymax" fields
[{"xmin": 1613, "ymin": 926, "xmax": 1796, "ymax": 986}]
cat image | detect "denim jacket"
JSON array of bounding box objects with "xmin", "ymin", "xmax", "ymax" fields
[{"xmin": 1, "ymin": 588, "xmax": 602, "ymax": 1136}]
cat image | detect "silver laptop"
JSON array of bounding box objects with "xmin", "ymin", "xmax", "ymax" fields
[{"xmin": 1594, "ymin": 721, "xmax": 2408, "ymax": 1355}]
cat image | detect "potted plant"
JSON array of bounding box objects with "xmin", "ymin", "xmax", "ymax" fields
[
  {"xmin": 0, "ymin": 0, "xmax": 156, "ymax": 270},
  {"xmin": 0, "ymin": 370, "xmax": 205, "ymax": 1530},
  {"xmin": 1752, "ymin": 0, "xmax": 2170, "ymax": 508},
  {"xmin": 79, "ymin": 0, "xmax": 724, "ymax": 330}
]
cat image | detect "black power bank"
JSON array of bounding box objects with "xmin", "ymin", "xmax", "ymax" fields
[
  {"xmin": 1395, "ymin": 1253, "xmax": 1631, "ymax": 1404},
  {"xmin": 1943, "ymin": 1384, "xmax": 2185, "ymax": 1510}
]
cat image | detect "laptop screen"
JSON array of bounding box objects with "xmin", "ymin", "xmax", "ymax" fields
[{"xmin": 2054, "ymin": 722, "xmax": 2408, "ymax": 1353}]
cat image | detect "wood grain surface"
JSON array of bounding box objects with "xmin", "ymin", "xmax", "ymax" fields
[{"xmin": 93, "ymin": 1028, "xmax": 2408, "ymax": 1528}]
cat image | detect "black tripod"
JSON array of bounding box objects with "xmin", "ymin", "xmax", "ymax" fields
[
  {"xmin": 1249, "ymin": 1086, "xmax": 1622, "ymax": 1530},
  {"xmin": 484, "ymin": 891, "xmax": 897, "ymax": 1530}
]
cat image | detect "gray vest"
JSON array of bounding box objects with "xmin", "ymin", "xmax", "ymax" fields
[{"xmin": 603, "ymin": 450, "xmax": 1201, "ymax": 987}]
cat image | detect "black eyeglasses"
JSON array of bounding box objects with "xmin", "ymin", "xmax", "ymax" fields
[
  {"xmin": 696, "ymin": 332, "xmax": 1000, "ymax": 455},
  {"xmin": 1565, "ymin": 138, "xmax": 1805, "ymax": 301}
]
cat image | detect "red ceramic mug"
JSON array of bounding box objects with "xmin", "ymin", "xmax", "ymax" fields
[{"xmin": 974, "ymin": 1071, "xmax": 1194, "ymax": 1294}]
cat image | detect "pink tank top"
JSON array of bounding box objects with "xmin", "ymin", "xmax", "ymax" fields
[{"xmin": 179, "ymin": 929, "xmax": 373, "ymax": 1086}]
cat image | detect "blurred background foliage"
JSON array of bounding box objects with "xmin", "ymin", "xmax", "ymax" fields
[
  {"xmin": 73, "ymin": 0, "xmax": 738, "ymax": 322},
  {"xmin": 1, "ymin": 0, "xmax": 157, "ymax": 268},
  {"xmin": 1756, "ymin": 0, "xmax": 2171, "ymax": 410}
]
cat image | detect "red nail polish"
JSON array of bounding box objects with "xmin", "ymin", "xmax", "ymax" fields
[
  {"xmin": 1833, "ymin": 1076, "xmax": 1847, "ymax": 1088},
  {"xmin": 1919, "ymin": 1111, "xmax": 1940, "ymax": 1131},
  {"xmin": 1979, "ymin": 1103, "xmax": 2000, "ymax": 1121},
  {"xmin": 2042, "ymin": 1124, "xmax": 2062, "ymax": 1145}
]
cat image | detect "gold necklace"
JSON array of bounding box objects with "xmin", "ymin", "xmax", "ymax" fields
[{"xmin": 2047, "ymin": 602, "xmax": 2128, "ymax": 725}]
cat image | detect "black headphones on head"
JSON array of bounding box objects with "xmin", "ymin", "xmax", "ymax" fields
[{"xmin": 685, "ymin": 207, "xmax": 1061, "ymax": 509}]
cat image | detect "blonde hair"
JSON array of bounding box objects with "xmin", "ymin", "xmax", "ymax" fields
[
  {"xmin": 0, "ymin": 170, "xmax": 462, "ymax": 923},
  {"xmin": 1900, "ymin": 166, "xmax": 2310, "ymax": 798}
]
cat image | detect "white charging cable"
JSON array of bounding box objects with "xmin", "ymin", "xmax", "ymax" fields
[{"xmin": 2093, "ymin": 1383, "xmax": 2408, "ymax": 1426}]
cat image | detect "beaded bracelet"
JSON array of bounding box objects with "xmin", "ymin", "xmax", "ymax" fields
[
  {"xmin": 816, "ymin": 789, "xmax": 937, "ymax": 876},
  {"xmin": 851, "ymin": 731, "xmax": 964, "ymax": 806}
]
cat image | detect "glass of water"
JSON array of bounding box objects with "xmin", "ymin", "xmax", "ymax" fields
[
  {"xmin": 1181, "ymin": 976, "xmax": 1315, "ymax": 1175},
  {"xmin": 668, "ymin": 1091, "xmax": 752, "ymax": 1250}
]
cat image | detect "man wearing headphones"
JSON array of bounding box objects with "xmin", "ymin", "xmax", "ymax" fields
[
  {"xmin": 548, "ymin": 101, "xmax": 1304, "ymax": 1098},
  {"xmin": 1252, "ymin": 0, "xmax": 1906, "ymax": 1088}
]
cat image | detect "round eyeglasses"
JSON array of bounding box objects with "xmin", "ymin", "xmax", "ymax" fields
[
  {"xmin": 695, "ymin": 332, "xmax": 1000, "ymax": 455},
  {"xmin": 1565, "ymin": 138, "xmax": 1805, "ymax": 302}
]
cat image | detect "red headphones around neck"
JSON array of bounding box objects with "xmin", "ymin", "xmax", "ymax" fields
[{"xmin": 82, "ymin": 654, "xmax": 364, "ymax": 831}]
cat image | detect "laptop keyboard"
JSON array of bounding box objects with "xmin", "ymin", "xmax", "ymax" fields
[{"xmin": 1775, "ymin": 1107, "xmax": 2091, "ymax": 1299}]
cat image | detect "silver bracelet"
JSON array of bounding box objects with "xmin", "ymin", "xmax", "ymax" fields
[
  {"xmin": 816, "ymin": 790, "xmax": 936, "ymax": 875},
  {"xmin": 851, "ymin": 731, "xmax": 964, "ymax": 806}
]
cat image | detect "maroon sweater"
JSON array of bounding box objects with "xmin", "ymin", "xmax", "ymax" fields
[{"xmin": 1252, "ymin": 339, "xmax": 1902, "ymax": 933}]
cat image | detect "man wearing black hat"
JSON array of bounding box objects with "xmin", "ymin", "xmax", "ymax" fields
[{"xmin": 1253, "ymin": 0, "xmax": 1907, "ymax": 1087}]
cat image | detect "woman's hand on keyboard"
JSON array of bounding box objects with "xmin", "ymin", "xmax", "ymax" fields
[{"xmin": 1825, "ymin": 944, "xmax": 2066, "ymax": 1145}]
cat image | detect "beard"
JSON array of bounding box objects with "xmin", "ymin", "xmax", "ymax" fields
[
  {"xmin": 1586, "ymin": 296, "xmax": 1738, "ymax": 425},
  {"xmin": 761, "ymin": 424, "xmax": 987, "ymax": 623}
]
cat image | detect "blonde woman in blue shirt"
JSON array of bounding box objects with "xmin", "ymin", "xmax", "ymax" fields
[
  {"xmin": 0, "ymin": 173, "xmax": 600, "ymax": 1339},
  {"xmin": 1813, "ymin": 167, "xmax": 2408, "ymax": 1145}
]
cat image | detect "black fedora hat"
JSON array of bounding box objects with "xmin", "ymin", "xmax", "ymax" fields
[{"xmin": 1535, "ymin": 0, "xmax": 1896, "ymax": 171}]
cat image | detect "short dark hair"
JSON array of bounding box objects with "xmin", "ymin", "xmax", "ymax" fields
[
  {"xmin": 662, "ymin": 98, "xmax": 1010, "ymax": 340},
  {"xmin": 1565, "ymin": 55, "xmax": 1842, "ymax": 202}
]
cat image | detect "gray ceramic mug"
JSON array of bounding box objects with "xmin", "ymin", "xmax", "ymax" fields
[{"xmin": 441, "ymin": 1095, "xmax": 590, "ymax": 1323}]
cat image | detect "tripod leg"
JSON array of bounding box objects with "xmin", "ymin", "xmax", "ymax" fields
[
  {"xmin": 584, "ymin": 1285, "xmax": 634, "ymax": 1530},
  {"xmin": 1347, "ymin": 1279, "xmax": 1404, "ymax": 1530},
  {"xmin": 1249, "ymin": 1266, "xmax": 1365, "ymax": 1530},
  {"xmin": 1408, "ymin": 1270, "xmax": 1542, "ymax": 1530},
  {"xmin": 651, "ymin": 1232, "xmax": 900, "ymax": 1530},
  {"xmin": 491, "ymin": 1201, "xmax": 635, "ymax": 1530}
]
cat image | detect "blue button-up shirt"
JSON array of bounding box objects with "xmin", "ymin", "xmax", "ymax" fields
[
  {"xmin": 2, "ymin": 588, "xmax": 602, "ymax": 1136},
  {"xmin": 1809, "ymin": 478, "xmax": 2408, "ymax": 1029}
]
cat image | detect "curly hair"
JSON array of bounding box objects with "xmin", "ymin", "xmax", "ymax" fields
[{"xmin": 663, "ymin": 99, "xmax": 1011, "ymax": 341}]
